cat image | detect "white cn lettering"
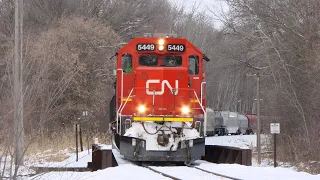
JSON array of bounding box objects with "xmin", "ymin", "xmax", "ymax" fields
[{"xmin": 146, "ymin": 79, "xmax": 179, "ymax": 95}]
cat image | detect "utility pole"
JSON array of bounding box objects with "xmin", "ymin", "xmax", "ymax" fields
[
  {"xmin": 246, "ymin": 75, "xmax": 249, "ymax": 113},
  {"xmin": 256, "ymin": 71, "xmax": 261, "ymax": 166},
  {"xmin": 244, "ymin": 61, "xmax": 268, "ymax": 167},
  {"xmin": 14, "ymin": 0, "xmax": 24, "ymax": 165},
  {"xmin": 246, "ymin": 72, "xmax": 261, "ymax": 166}
]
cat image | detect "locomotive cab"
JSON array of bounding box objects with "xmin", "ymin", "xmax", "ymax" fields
[{"xmin": 111, "ymin": 34, "xmax": 208, "ymax": 163}]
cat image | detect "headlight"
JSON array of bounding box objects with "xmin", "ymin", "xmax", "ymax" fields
[
  {"xmin": 138, "ymin": 105, "xmax": 146, "ymax": 113},
  {"xmin": 159, "ymin": 45, "xmax": 164, "ymax": 51},
  {"xmin": 181, "ymin": 106, "xmax": 190, "ymax": 114},
  {"xmin": 158, "ymin": 39, "xmax": 165, "ymax": 45}
]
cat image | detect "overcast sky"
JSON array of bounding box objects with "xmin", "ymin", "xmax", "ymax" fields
[{"xmin": 169, "ymin": 0, "xmax": 229, "ymax": 28}]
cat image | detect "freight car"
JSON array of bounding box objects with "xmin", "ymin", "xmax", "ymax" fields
[
  {"xmin": 109, "ymin": 34, "xmax": 210, "ymax": 164},
  {"xmin": 206, "ymin": 111, "xmax": 254, "ymax": 136},
  {"xmin": 206, "ymin": 108, "xmax": 216, "ymax": 136}
]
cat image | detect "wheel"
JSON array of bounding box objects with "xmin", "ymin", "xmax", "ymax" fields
[{"xmin": 236, "ymin": 129, "xmax": 241, "ymax": 135}]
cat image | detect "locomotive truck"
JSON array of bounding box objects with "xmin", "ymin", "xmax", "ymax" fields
[{"xmin": 109, "ymin": 34, "xmax": 210, "ymax": 164}]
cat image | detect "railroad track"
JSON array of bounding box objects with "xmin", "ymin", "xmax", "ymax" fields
[
  {"xmin": 139, "ymin": 163, "xmax": 243, "ymax": 180},
  {"xmin": 187, "ymin": 165, "xmax": 243, "ymax": 180},
  {"xmin": 114, "ymin": 145, "xmax": 242, "ymax": 180},
  {"xmin": 141, "ymin": 164, "xmax": 182, "ymax": 180}
]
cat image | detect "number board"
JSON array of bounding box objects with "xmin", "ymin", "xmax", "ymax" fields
[
  {"xmin": 136, "ymin": 43, "xmax": 156, "ymax": 51},
  {"xmin": 167, "ymin": 44, "xmax": 185, "ymax": 52}
]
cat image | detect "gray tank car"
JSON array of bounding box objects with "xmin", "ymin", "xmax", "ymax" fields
[
  {"xmin": 206, "ymin": 110, "xmax": 252, "ymax": 136},
  {"xmin": 238, "ymin": 114, "xmax": 249, "ymax": 134}
]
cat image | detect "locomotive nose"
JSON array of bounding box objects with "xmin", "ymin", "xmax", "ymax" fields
[{"xmin": 135, "ymin": 67, "xmax": 189, "ymax": 116}]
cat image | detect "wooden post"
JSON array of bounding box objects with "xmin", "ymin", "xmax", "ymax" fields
[
  {"xmin": 256, "ymin": 71, "xmax": 261, "ymax": 166},
  {"xmin": 274, "ymin": 133, "xmax": 277, "ymax": 167},
  {"xmin": 270, "ymin": 123, "xmax": 280, "ymax": 168},
  {"xmin": 87, "ymin": 132, "xmax": 90, "ymax": 154},
  {"xmin": 14, "ymin": 0, "xmax": 24, "ymax": 166},
  {"xmin": 76, "ymin": 123, "xmax": 78, "ymax": 161},
  {"xmin": 79, "ymin": 124, "xmax": 83, "ymax": 151}
]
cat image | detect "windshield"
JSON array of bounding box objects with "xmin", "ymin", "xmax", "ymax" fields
[
  {"xmin": 162, "ymin": 56, "xmax": 182, "ymax": 67},
  {"xmin": 139, "ymin": 55, "xmax": 158, "ymax": 66}
]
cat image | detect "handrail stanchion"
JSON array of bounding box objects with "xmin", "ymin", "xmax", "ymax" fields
[
  {"xmin": 194, "ymin": 90, "xmax": 207, "ymax": 137},
  {"xmin": 119, "ymin": 88, "xmax": 134, "ymax": 134},
  {"xmin": 116, "ymin": 69, "xmax": 123, "ymax": 134},
  {"xmin": 201, "ymin": 82, "xmax": 206, "ymax": 105}
]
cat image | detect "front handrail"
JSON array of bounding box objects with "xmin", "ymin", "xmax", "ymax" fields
[
  {"xmin": 193, "ymin": 90, "xmax": 207, "ymax": 137},
  {"xmin": 193, "ymin": 90, "xmax": 205, "ymax": 114},
  {"xmin": 200, "ymin": 81, "xmax": 207, "ymax": 136},
  {"xmin": 116, "ymin": 69, "xmax": 123, "ymax": 134},
  {"xmin": 119, "ymin": 88, "xmax": 134, "ymax": 135},
  {"xmin": 201, "ymin": 82, "xmax": 206, "ymax": 105}
]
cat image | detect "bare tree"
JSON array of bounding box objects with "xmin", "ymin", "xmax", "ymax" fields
[{"xmin": 206, "ymin": 0, "xmax": 320, "ymax": 166}]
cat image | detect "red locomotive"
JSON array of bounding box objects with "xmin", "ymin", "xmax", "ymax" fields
[{"xmin": 110, "ymin": 34, "xmax": 209, "ymax": 163}]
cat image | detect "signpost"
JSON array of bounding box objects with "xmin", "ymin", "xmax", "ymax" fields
[{"xmin": 270, "ymin": 123, "xmax": 280, "ymax": 167}]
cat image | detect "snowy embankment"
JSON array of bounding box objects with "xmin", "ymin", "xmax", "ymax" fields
[
  {"xmin": 0, "ymin": 156, "xmax": 35, "ymax": 179},
  {"xmin": 31, "ymin": 164, "xmax": 170, "ymax": 180},
  {"xmin": 19, "ymin": 135, "xmax": 319, "ymax": 180},
  {"xmin": 197, "ymin": 161, "xmax": 320, "ymax": 180},
  {"xmin": 205, "ymin": 134, "xmax": 270, "ymax": 149}
]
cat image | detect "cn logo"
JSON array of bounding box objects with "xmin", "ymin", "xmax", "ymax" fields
[{"xmin": 146, "ymin": 80, "xmax": 178, "ymax": 95}]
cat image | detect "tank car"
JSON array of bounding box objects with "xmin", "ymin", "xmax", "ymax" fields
[
  {"xmin": 110, "ymin": 34, "xmax": 209, "ymax": 164},
  {"xmin": 206, "ymin": 108, "xmax": 215, "ymax": 136},
  {"xmin": 245, "ymin": 114, "xmax": 257, "ymax": 134},
  {"xmin": 206, "ymin": 111, "xmax": 254, "ymax": 136},
  {"xmin": 220, "ymin": 111, "xmax": 239, "ymax": 135},
  {"xmin": 238, "ymin": 114, "xmax": 249, "ymax": 134},
  {"xmin": 212, "ymin": 114, "xmax": 224, "ymax": 135}
]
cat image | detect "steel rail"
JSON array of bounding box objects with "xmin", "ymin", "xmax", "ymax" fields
[
  {"xmin": 140, "ymin": 164, "xmax": 182, "ymax": 180},
  {"xmin": 186, "ymin": 164, "xmax": 243, "ymax": 180},
  {"xmin": 139, "ymin": 162, "xmax": 242, "ymax": 180}
]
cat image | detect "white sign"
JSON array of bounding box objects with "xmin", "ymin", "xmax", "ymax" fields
[
  {"xmin": 270, "ymin": 123, "xmax": 280, "ymax": 134},
  {"xmin": 146, "ymin": 79, "xmax": 178, "ymax": 95}
]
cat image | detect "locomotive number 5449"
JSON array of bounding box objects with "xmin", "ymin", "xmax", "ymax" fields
[{"xmin": 167, "ymin": 44, "xmax": 185, "ymax": 52}]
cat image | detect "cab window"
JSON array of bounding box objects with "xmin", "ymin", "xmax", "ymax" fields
[
  {"xmin": 188, "ymin": 55, "xmax": 199, "ymax": 75},
  {"xmin": 122, "ymin": 54, "xmax": 132, "ymax": 74},
  {"xmin": 162, "ymin": 56, "xmax": 182, "ymax": 67},
  {"xmin": 139, "ymin": 55, "xmax": 158, "ymax": 66}
]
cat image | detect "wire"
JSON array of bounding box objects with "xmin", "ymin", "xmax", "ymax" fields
[{"xmin": 141, "ymin": 122, "xmax": 163, "ymax": 135}]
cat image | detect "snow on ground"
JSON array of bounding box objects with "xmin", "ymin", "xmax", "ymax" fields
[
  {"xmin": 197, "ymin": 160, "xmax": 320, "ymax": 180},
  {"xmin": 24, "ymin": 148, "xmax": 76, "ymax": 167},
  {"xmin": 4, "ymin": 134, "xmax": 317, "ymax": 180},
  {"xmin": 150, "ymin": 166, "xmax": 226, "ymax": 180},
  {"xmin": 30, "ymin": 164, "xmax": 171, "ymax": 180},
  {"xmin": 40, "ymin": 149, "xmax": 92, "ymax": 168},
  {"xmin": 112, "ymin": 149, "xmax": 131, "ymax": 165},
  {"xmin": 0, "ymin": 156, "xmax": 35, "ymax": 179},
  {"xmin": 28, "ymin": 151, "xmax": 320, "ymax": 180},
  {"xmin": 205, "ymin": 134, "xmax": 270, "ymax": 149}
]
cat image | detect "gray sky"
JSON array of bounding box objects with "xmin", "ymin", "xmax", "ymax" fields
[{"xmin": 169, "ymin": 0, "xmax": 229, "ymax": 28}]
